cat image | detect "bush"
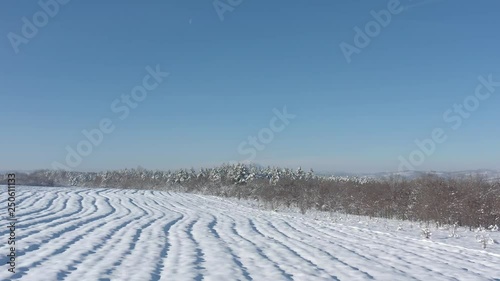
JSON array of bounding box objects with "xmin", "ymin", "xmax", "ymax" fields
[{"xmin": 2, "ymin": 166, "xmax": 499, "ymax": 228}]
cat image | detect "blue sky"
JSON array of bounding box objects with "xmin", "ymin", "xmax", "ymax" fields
[{"xmin": 1, "ymin": 0, "xmax": 499, "ymax": 173}]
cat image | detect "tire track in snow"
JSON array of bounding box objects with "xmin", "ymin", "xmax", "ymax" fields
[
  {"xmin": 177, "ymin": 193, "xmax": 299, "ymax": 280},
  {"xmin": 52, "ymin": 196, "xmax": 143, "ymax": 280},
  {"xmin": 61, "ymin": 196, "xmax": 154, "ymax": 281},
  {"xmin": 180, "ymin": 192, "xmax": 295, "ymax": 280},
  {"xmin": 207, "ymin": 216, "xmax": 252, "ymax": 281},
  {"xmin": 184, "ymin": 193, "xmax": 499, "ymax": 280},
  {"xmin": 262, "ymin": 218, "xmax": 375, "ymax": 280},
  {"xmin": 18, "ymin": 191, "xmax": 75, "ymax": 223},
  {"xmin": 228, "ymin": 219, "xmax": 294, "ymax": 280},
  {"xmin": 183, "ymin": 194, "xmax": 337, "ymax": 280},
  {"xmin": 9, "ymin": 190, "xmax": 118, "ymax": 279},
  {"xmin": 183, "ymin": 218, "xmax": 207, "ymax": 280},
  {"xmin": 183, "ymin": 193, "xmax": 363, "ymax": 280},
  {"xmin": 176, "ymin": 193, "xmax": 290, "ymax": 280},
  {"xmin": 95, "ymin": 196, "xmax": 159, "ymax": 280},
  {"xmin": 0, "ymin": 189, "xmax": 34, "ymax": 209},
  {"xmin": 143, "ymin": 191, "xmax": 184, "ymax": 281},
  {"xmin": 295, "ymin": 219, "xmax": 492, "ymax": 280},
  {"xmin": 111, "ymin": 191, "xmax": 183, "ymax": 281},
  {"xmin": 10, "ymin": 190, "xmax": 88, "ymax": 236},
  {"xmin": 11, "ymin": 189, "xmax": 101, "ymax": 245},
  {"xmin": 17, "ymin": 191, "xmax": 61, "ymax": 219},
  {"xmin": 163, "ymin": 192, "xmax": 255, "ymax": 280},
  {"xmin": 193, "ymin": 196, "xmax": 373, "ymax": 280},
  {"xmin": 270, "ymin": 218, "xmax": 412, "ymax": 280},
  {"xmin": 97, "ymin": 194, "xmax": 164, "ymax": 280},
  {"xmin": 195, "ymin": 195, "xmax": 498, "ymax": 278}
]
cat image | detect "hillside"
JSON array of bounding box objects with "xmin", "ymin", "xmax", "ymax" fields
[{"xmin": 1, "ymin": 186, "xmax": 499, "ymax": 280}]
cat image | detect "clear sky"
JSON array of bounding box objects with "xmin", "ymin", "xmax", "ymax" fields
[{"xmin": 1, "ymin": 0, "xmax": 500, "ymax": 173}]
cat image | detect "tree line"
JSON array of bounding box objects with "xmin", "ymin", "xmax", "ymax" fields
[{"xmin": 2, "ymin": 164, "xmax": 499, "ymax": 228}]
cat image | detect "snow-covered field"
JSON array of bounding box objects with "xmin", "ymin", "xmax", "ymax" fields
[{"xmin": 1, "ymin": 186, "xmax": 499, "ymax": 281}]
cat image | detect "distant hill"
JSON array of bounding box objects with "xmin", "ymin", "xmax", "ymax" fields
[{"xmin": 319, "ymin": 169, "xmax": 500, "ymax": 182}]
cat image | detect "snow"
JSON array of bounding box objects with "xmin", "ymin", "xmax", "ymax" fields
[{"xmin": 1, "ymin": 186, "xmax": 499, "ymax": 281}]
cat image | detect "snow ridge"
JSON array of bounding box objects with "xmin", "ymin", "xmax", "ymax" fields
[{"xmin": 1, "ymin": 186, "xmax": 499, "ymax": 280}]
